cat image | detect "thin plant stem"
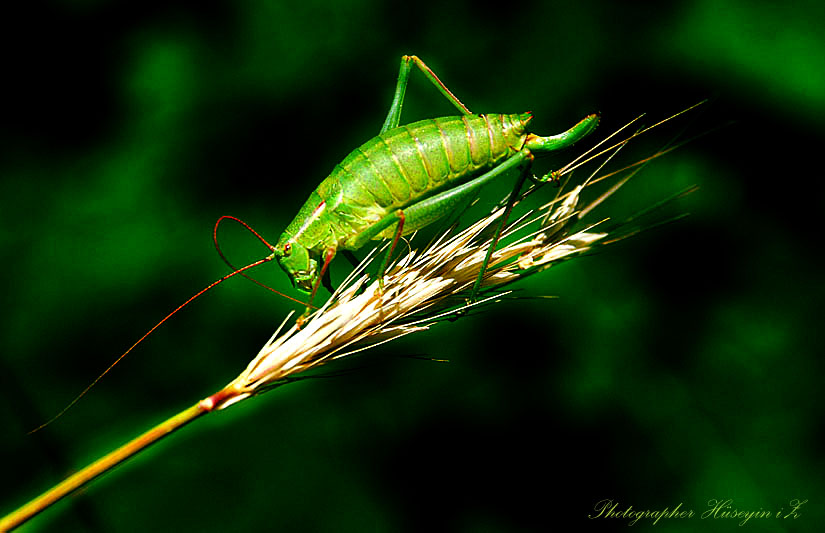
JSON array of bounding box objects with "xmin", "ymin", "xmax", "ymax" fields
[{"xmin": 0, "ymin": 401, "xmax": 215, "ymax": 531}]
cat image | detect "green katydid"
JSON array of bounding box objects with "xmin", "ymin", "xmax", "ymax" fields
[
  {"xmin": 32, "ymin": 55, "xmax": 599, "ymax": 430},
  {"xmin": 273, "ymin": 55, "xmax": 598, "ymax": 308}
]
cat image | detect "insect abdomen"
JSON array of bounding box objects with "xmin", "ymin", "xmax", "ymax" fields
[{"xmin": 334, "ymin": 113, "xmax": 531, "ymax": 212}]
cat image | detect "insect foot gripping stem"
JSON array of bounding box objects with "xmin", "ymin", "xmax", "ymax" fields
[{"xmin": 531, "ymin": 169, "xmax": 563, "ymax": 185}]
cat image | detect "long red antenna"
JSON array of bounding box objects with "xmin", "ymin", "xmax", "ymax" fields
[
  {"xmin": 29, "ymin": 257, "xmax": 274, "ymax": 434},
  {"xmin": 212, "ymin": 215, "xmax": 309, "ymax": 307}
]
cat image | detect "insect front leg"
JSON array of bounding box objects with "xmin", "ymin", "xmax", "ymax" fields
[
  {"xmin": 297, "ymin": 247, "xmax": 336, "ymax": 327},
  {"xmin": 380, "ymin": 55, "xmax": 472, "ymax": 133},
  {"xmin": 343, "ymin": 208, "xmax": 406, "ymax": 294}
]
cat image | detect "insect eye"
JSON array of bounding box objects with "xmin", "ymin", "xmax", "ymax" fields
[{"xmin": 283, "ymin": 242, "xmax": 292, "ymax": 256}]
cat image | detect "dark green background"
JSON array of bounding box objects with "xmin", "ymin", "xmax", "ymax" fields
[{"xmin": 1, "ymin": 1, "xmax": 823, "ymax": 531}]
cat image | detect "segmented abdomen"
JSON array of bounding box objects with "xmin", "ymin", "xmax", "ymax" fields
[{"xmin": 319, "ymin": 113, "xmax": 531, "ymax": 237}]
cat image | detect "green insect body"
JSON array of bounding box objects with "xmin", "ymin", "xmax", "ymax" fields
[
  {"xmin": 277, "ymin": 113, "xmax": 527, "ymax": 289},
  {"xmin": 274, "ymin": 56, "xmax": 598, "ymax": 297}
]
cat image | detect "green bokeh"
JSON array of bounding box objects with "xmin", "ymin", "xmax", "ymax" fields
[{"xmin": 1, "ymin": 1, "xmax": 822, "ymax": 531}]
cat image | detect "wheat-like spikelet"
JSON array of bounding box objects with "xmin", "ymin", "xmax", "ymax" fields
[
  {"xmin": 205, "ymin": 181, "xmax": 610, "ymax": 410},
  {"xmin": 200, "ymin": 103, "xmax": 705, "ymax": 411}
]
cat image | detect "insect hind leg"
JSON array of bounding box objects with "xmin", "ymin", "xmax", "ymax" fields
[
  {"xmin": 468, "ymin": 158, "xmax": 533, "ymax": 301},
  {"xmin": 380, "ymin": 55, "xmax": 472, "ymax": 133}
]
